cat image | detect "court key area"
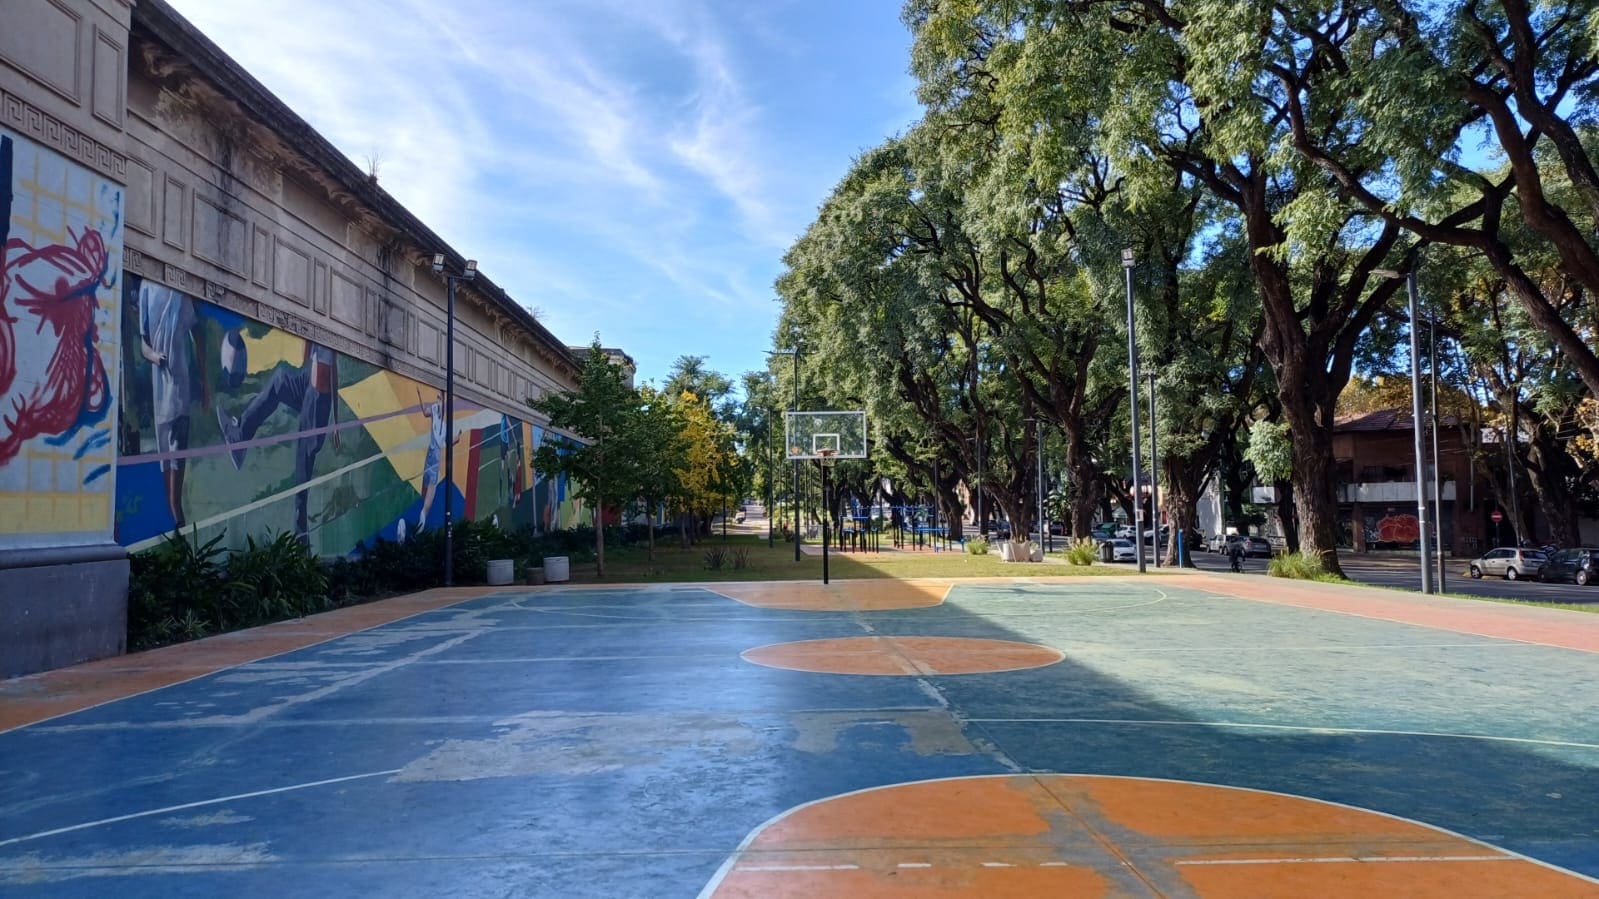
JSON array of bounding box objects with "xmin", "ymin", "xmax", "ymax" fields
[{"xmin": 3, "ymin": 576, "xmax": 1598, "ymax": 896}]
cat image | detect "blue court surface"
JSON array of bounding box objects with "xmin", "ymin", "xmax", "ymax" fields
[{"xmin": 2, "ymin": 580, "xmax": 1598, "ymax": 896}]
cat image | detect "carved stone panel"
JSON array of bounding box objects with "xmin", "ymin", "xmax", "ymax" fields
[
  {"xmin": 90, "ymin": 25, "xmax": 123, "ymax": 128},
  {"xmin": 192, "ymin": 193, "xmax": 248, "ymax": 276},
  {"xmin": 272, "ymin": 238, "xmax": 311, "ymax": 306},
  {"xmin": 0, "ymin": 0, "xmax": 82, "ymax": 104},
  {"xmin": 123, "ymin": 155, "xmax": 155, "ymax": 235}
]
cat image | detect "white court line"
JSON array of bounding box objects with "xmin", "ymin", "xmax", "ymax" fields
[
  {"xmin": 0, "ymin": 769, "xmax": 400, "ymax": 849},
  {"xmin": 1176, "ymin": 855, "xmax": 1512, "ymax": 866},
  {"xmin": 960, "ymin": 716, "xmax": 1599, "ymax": 751},
  {"xmin": 737, "ymin": 864, "xmax": 860, "ymax": 872}
]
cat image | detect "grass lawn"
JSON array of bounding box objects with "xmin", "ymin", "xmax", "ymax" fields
[{"xmin": 559, "ymin": 534, "xmax": 1137, "ymax": 584}]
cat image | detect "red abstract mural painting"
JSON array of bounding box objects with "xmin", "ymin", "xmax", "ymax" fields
[
  {"xmin": 1376, "ymin": 512, "xmax": 1422, "ymax": 545},
  {"xmin": 0, "ymin": 225, "xmax": 112, "ymax": 465}
]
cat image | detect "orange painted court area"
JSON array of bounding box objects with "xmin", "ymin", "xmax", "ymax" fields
[{"xmin": 706, "ymin": 775, "xmax": 1596, "ymax": 898}]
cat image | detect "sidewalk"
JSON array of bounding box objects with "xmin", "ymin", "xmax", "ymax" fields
[{"xmin": 0, "ymin": 586, "xmax": 499, "ymax": 732}]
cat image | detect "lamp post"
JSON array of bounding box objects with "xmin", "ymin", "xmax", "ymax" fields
[
  {"xmin": 1148, "ymin": 372, "xmax": 1160, "ymax": 568},
  {"xmin": 768, "ymin": 346, "xmax": 803, "ymax": 561},
  {"xmin": 430, "ymin": 253, "xmax": 477, "ymax": 587},
  {"xmin": 1123, "ymin": 248, "xmax": 1146, "ymax": 574},
  {"xmin": 965, "ymin": 435, "xmax": 984, "ymax": 537},
  {"xmin": 1025, "ymin": 417, "xmax": 1045, "ymax": 551},
  {"xmin": 1430, "ymin": 312, "xmax": 1446, "ymax": 593},
  {"xmin": 1376, "ymin": 268, "xmax": 1432, "ymax": 594}
]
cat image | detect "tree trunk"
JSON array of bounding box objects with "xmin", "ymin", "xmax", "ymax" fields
[
  {"xmin": 646, "ymin": 503, "xmax": 656, "ymax": 563},
  {"xmin": 1526, "ymin": 425, "xmax": 1580, "ymax": 547},
  {"xmin": 1273, "ymin": 478, "xmax": 1300, "ymax": 555},
  {"xmin": 1161, "ymin": 457, "xmax": 1203, "ymax": 567},
  {"xmin": 595, "ymin": 478, "xmax": 605, "ymax": 577},
  {"xmin": 1065, "ymin": 448, "xmax": 1105, "ymax": 539},
  {"xmin": 1283, "ymin": 414, "xmax": 1343, "ymax": 576}
]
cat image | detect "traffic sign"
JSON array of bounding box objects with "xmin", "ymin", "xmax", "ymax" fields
[{"xmin": 1491, "ymin": 510, "xmax": 1503, "ymax": 523}]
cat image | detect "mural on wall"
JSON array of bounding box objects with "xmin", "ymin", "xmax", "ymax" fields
[
  {"xmin": 0, "ymin": 129, "xmax": 124, "ymax": 543},
  {"xmin": 1364, "ymin": 510, "xmax": 1422, "ymax": 549},
  {"xmin": 115, "ymin": 274, "xmax": 588, "ymax": 556}
]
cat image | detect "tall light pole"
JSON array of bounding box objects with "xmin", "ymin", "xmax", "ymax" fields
[
  {"xmin": 768, "ymin": 346, "xmax": 803, "ymax": 561},
  {"xmin": 1430, "ymin": 312, "xmax": 1446, "ymax": 593},
  {"xmin": 1123, "ymin": 248, "xmax": 1145, "ymax": 574},
  {"xmin": 966, "ymin": 435, "xmax": 983, "ymax": 536},
  {"xmin": 1375, "ymin": 268, "xmax": 1432, "ymax": 594},
  {"xmin": 1025, "ymin": 417, "xmax": 1044, "ymax": 551},
  {"xmin": 431, "ymin": 253, "xmax": 477, "ymax": 587},
  {"xmin": 1148, "ymin": 372, "xmax": 1160, "ymax": 568}
]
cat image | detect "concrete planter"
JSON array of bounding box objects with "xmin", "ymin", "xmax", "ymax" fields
[
  {"xmin": 527, "ymin": 566, "xmax": 546, "ymax": 586},
  {"xmin": 545, "ymin": 556, "xmax": 571, "ymax": 583},
  {"xmin": 486, "ymin": 559, "xmax": 515, "ymax": 586}
]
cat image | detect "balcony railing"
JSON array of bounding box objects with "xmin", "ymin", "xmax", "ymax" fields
[{"xmin": 1250, "ymin": 482, "xmax": 1458, "ymax": 504}]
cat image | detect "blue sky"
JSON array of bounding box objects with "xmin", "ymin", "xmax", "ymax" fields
[{"xmin": 167, "ymin": 0, "xmax": 920, "ymax": 390}]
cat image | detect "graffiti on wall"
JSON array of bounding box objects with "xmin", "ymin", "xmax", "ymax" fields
[
  {"xmin": 115, "ymin": 274, "xmax": 588, "ymax": 555},
  {"xmin": 0, "ymin": 129, "xmax": 124, "ymax": 543}
]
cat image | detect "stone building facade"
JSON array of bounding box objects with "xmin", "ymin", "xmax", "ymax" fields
[{"xmin": 2, "ymin": 0, "xmax": 598, "ymax": 676}]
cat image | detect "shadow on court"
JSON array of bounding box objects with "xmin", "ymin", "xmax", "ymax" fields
[{"xmin": 1, "ymin": 577, "xmax": 1596, "ymax": 895}]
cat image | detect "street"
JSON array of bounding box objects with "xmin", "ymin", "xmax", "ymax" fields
[{"xmin": 1183, "ymin": 547, "xmax": 1599, "ymax": 604}]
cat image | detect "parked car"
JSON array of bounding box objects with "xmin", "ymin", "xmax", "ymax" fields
[
  {"xmin": 988, "ymin": 520, "xmax": 1013, "ymax": 540},
  {"xmin": 1048, "ymin": 520, "xmax": 1067, "ymax": 536},
  {"xmin": 1103, "ymin": 538, "xmax": 1137, "ymax": 562},
  {"xmin": 1225, "ymin": 535, "xmax": 1271, "ymax": 558},
  {"xmin": 1115, "ymin": 524, "xmax": 1136, "ymax": 540},
  {"xmin": 1207, "ymin": 534, "xmax": 1229, "ymax": 553},
  {"xmin": 1468, "ymin": 547, "xmax": 1548, "ymax": 581},
  {"xmin": 1540, "ymin": 547, "xmax": 1599, "ymax": 586}
]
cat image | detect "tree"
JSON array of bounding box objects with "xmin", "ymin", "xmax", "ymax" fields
[
  {"xmin": 1269, "ymin": 0, "xmax": 1599, "ymax": 398},
  {"xmin": 907, "ymin": 0, "xmax": 1420, "ymax": 576},
  {"xmin": 528, "ymin": 341, "xmax": 645, "ymax": 577},
  {"xmin": 670, "ymin": 390, "xmax": 739, "ymax": 542},
  {"xmin": 634, "ymin": 385, "xmax": 686, "ymax": 562}
]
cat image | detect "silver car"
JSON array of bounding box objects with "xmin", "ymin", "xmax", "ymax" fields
[{"xmin": 1468, "ymin": 547, "xmax": 1547, "ymax": 581}]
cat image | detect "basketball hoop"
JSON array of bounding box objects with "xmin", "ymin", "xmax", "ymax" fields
[{"xmin": 816, "ymin": 447, "xmax": 837, "ymax": 467}]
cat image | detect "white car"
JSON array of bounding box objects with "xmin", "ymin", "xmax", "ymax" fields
[
  {"xmin": 1105, "ymin": 538, "xmax": 1137, "ymax": 562},
  {"xmin": 1206, "ymin": 534, "xmax": 1228, "ymax": 553},
  {"xmin": 1114, "ymin": 525, "xmax": 1136, "ymax": 540}
]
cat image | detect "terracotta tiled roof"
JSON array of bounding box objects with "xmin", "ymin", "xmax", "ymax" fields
[{"xmin": 1334, "ymin": 408, "xmax": 1461, "ymax": 433}]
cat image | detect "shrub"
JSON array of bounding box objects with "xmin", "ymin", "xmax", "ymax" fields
[
  {"xmin": 1064, "ymin": 537, "xmax": 1098, "ymax": 566},
  {"xmin": 224, "ymin": 530, "xmax": 330, "ymax": 626},
  {"xmin": 731, "ymin": 548, "xmax": 749, "ymax": 570},
  {"xmin": 704, "ymin": 546, "xmax": 729, "ymax": 570},
  {"xmin": 966, "ymin": 538, "xmax": 989, "ymax": 555},
  {"xmin": 1267, "ymin": 551, "xmax": 1345, "ymax": 582},
  {"xmin": 127, "ymin": 529, "xmax": 227, "ymax": 650}
]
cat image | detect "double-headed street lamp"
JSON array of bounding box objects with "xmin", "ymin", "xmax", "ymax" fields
[{"xmin": 430, "ymin": 253, "xmax": 477, "ymax": 587}]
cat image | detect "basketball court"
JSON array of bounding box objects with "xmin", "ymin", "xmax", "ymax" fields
[{"xmin": 3, "ymin": 575, "xmax": 1598, "ymax": 896}]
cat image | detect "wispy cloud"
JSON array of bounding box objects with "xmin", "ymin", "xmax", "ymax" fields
[{"xmin": 164, "ymin": 0, "xmax": 917, "ymax": 381}]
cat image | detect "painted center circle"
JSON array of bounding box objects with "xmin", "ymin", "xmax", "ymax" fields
[{"xmin": 742, "ymin": 636, "xmax": 1063, "ymax": 676}]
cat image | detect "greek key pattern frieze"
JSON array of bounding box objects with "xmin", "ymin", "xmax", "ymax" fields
[{"xmin": 0, "ymin": 87, "xmax": 127, "ymax": 181}]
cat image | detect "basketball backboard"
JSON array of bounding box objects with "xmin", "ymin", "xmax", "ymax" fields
[{"xmin": 785, "ymin": 411, "xmax": 867, "ymax": 460}]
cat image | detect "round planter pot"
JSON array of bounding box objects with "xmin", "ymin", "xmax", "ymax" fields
[{"xmin": 545, "ymin": 556, "xmax": 571, "ymax": 583}]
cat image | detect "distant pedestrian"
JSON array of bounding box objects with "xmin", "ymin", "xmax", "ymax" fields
[{"xmin": 1228, "ymin": 540, "xmax": 1245, "ymax": 573}]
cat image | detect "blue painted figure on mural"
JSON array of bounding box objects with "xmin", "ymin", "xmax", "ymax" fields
[
  {"xmin": 138, "ymin": 282, "xmax": 210, "ymax": 529},
  {"xmin": 215, "ymin": 342, "xmax": 339, "ymax": 542}
]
